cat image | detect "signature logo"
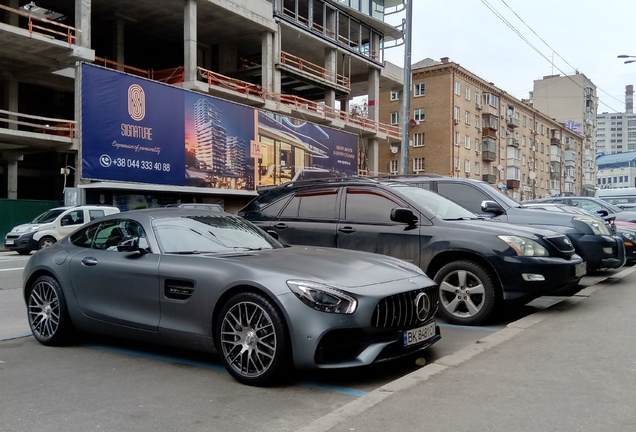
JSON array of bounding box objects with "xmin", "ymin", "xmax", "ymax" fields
[{"xmin": 128, "ymin": 84, "xmax": 145, "ymax": 121}]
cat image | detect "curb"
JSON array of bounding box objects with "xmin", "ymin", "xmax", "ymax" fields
[{"xmin": 296, "ymin": 265, "xmax": 636, "ymax": 432}]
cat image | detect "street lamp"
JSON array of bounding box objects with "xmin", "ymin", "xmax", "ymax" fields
[{"xmin": 618, "ymin": 54, "xmax": 636, "ymax": 64}]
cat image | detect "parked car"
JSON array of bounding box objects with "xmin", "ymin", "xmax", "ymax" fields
[
  {"xmin": 22, "ymin": 208, "xmax": 441, "ymax": 386},
  {"xmin": 595, "ymin": 187, "xmax": 636, "ymax": 209},
  {"xmin": 391, "ymin": 176, "xmax": 626, "ymax": 272},
  {"xmin": 524, "ymin": 196, "xmax": 636, "ymax": 223},
  {"xmin": 523, "ymin": 202, "xmax": 636, "ymax": 266},
  {"xmin": 239, "ymin": 177, "xmax": 586, "ymax": 326},
  {"xmin": 5, "ymin": 205, "xmax": 120, "ymax": 254}
]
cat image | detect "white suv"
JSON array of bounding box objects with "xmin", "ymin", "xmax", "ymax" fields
[{"xmin": 4, "ymin": 205, "xmax": 120, "ymax": 254}]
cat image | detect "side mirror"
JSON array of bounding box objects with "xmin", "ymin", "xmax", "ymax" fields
[
  {"xmin": 597, "ymin": 209, "xmax": 609, "ymax": 217},
  {"xmin": 391, "ymin": 207, "xmax": 418, "ymax": 225},
  {"xmin": 60, "ymin": 216, "xmax": 72, "ymax": 226},
  {"xmin": 481, "ymin": 200, "xmax": 504, "ymax": 215}
]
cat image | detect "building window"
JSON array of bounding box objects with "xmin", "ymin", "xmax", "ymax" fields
[
  {"xmin": 414, "ymin": 108, "xmax": 425, "ymax": 122},
  {"xmin": 454, "ymin": 156, "xmax": 460, "ymax": 170},
  {"xmin": 413, "ymin": 132, "xmax": 425, "ymax": 147},
  {"xmin": 414, "ymin": 83, "xmax": 425, "ymax": 97},
  {"xmin": 484, "ymin": 93, "xmax": 499, "ymax": 108},
  {"xmin": 464, "ymin": 159, "xmax": 471, "ymax": 173},
  {"xmin": 465, "ymin": 135, "xmax": 471, "ymax": 149},
  {"xmin": 454, "ymin": 81, "xmax": 461, "ymax": 95},
  {"xmin": 390, "ymin": 112, "xmax": 399, "ymax": 125},
  {"xmin": 475, "ymin": 92, "xmax": 481, "ymax": 107},
  {"xmin": 454, "ymin": 131, "xmax": 460, "ymax": 146},
  {"xmin": 475, "ymin": 138, "xmax": 480, "ymax": 152},
  {"xmin": 413, "ymin": 157, "xmax": 425, "ymax": 172},
  {"xmin": 475, "ymin": 161, "xmax": 480, "ymax": 175},
  {"xmin": 465, "ymin": 110, "xmax": 471, "ymax": 125},
  {"xmin": 390, "ymin": 91, "xmax": 400, "ymax": 101},
  {"xmin": 465, "ymin": 87, "xmax": 471, "ymax": 101},
  {"xmin": 390, "ymin": 159, "xmax": 398, "ymax": 174},
  {"xmin": 454, "ymin": 106, "xmax": 460, "ymax": 121}
]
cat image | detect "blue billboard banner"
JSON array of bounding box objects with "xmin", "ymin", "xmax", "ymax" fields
[
  {"xmin": 82, "ymin": 63, "xmax": 188, "ymax": 185},
  {"xmin": 81, "ymin": 63, "xmax": 358, "ymax": 190}
]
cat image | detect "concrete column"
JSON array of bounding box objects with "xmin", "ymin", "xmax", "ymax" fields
[
  {"xmin": 115, "ymin": 17, "xmax": 125, "ymax": 66},
  {"xmin": 367, "ymin": 67, "xmax": 380, "ymax": 121},
  {"xmin": 5, "ymin": 154, "xmax": 22, "ymax": 199},
  {"xmin": 9, "ymin": 0, "xmax": 18, "ymax": 26},
  {"xmin": 324, "ymin": 48, "xmax": 337, "ymax": 107},
  {"xmin": 261, "ymin": 32, "xmax": 275, "ymax": 93},
  {"xmin": 365, "ymin": 138, "xmax": 379, "ymax": 176},
  {"xmin": 184, "ymin": 0, "xmax": 198, "ymax": 82},
  {"xmin": 75, "ymin": 0, "xmax": 91, "ymax": 48},
  {"xmin": 7, "ymin": 80, "xmax": 18, "ymax": 131}
]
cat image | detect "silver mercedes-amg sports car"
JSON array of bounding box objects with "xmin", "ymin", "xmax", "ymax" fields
[{"xmin": 23, "ymin": 208, "xmax": 440, "ymax": 386}]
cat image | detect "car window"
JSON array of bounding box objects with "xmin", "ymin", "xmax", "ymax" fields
[
  {"xmin": 89, "ymin": 210, "xmax": 105, "ymax": 220},
  {"xmin": 63, "ymin": 210, "xmax": 85, "ymax": 225},
  {"xmin": 70, "ymin": 219, "xmax": 150, "ymax": 251},
  {"xmin": 32, "ymin": 209, "xmax": 65, "ymax": 223},
  {"xmin": 154, "ymin": 215, "xmax": 278, "ymax": 253},
  {"xmin": 570, "ymin": 199, "xmax": 602, "ymax": 213},
  {"xmin": 280, "ymin": 189, "xmax": 338, "ymax": 219},
  {"xmin": 436, "ymin": 183, "xmax": 491, "ymax": 214},
  {"xmin": 344, "ymin": 189, "xmax": 400, "ymax": 222}
]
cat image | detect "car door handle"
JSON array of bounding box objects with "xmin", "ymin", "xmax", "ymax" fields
[
  {"xmin": 81, "ymin": 257, "xmax": 98, "ymax": 266},
  {"xmin": 273, "ymin": 223, "xmax": 288, "ymax": 229},
  {"xmin": 338, "ymin": 226, "xmax": 356, "ymax": 233}
]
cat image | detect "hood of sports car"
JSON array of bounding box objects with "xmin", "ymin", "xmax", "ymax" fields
[{"xmin": 218, "ymin": 246, "xmax": 427, "ymax": 288}]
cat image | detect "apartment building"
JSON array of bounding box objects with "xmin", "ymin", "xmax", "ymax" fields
[
  {"xmin": 0, "ymin": 0, "xmax": 405, "ymax": 210},
  {"xmin": 596, "ymin": 85, "xmax": 636, "ymax": 155},
  {"xmin": 532, "ymin": 73, "xmax": 598, "ymax": 194},
  {"xmin": 379, "ymin": 57, "xmax": 586, "ymax": 201}
]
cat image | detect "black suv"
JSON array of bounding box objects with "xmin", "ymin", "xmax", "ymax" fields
[
  {"xmin": 239, "ymin": 178, "xmax": 586, "ymax": 325},
  {"xmin": 394, "ymin": 176, "xmax": 626, "ymax": 272}
]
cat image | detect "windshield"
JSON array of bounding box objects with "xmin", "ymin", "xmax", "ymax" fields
[
  {"xmin": 153, "ymin": 214, "xmax": 281, "ymax": 254},
  {"xmin": 391, "ymin": 185, "xmax": 478, "ymax": 219},
  {"xmin": 31, "ymin": 209, "xmax": 66, "ymax": 224}
]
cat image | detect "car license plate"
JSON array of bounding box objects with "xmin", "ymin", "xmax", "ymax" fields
[
  {"xmin": 574, "ymin": 262, "xmax": 586, "ymax": 278},
  {"xmin": 403, "ymin": 321, "xmax": 436, "ymax": 347},
  {"xmin": 5, "ymin": 240, "xmax": 13, "ymax": 246}
]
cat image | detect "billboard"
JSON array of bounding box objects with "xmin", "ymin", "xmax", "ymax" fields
[{"xmin": 81, "ymin": 64, "xmax": 358, "ymax": 190}]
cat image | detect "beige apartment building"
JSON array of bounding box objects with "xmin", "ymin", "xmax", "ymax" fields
[{"xmin": 379, "ymin": 58, "xmax": 586, "ymax": 201}]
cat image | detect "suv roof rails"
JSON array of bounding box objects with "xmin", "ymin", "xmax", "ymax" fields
[
  {"xmin": 367, "ymin": 173, "xmax": 445, "ymax": 180},
  {"xmin": 256, "ymin": 176, "xmax": 378, "ymax": 194}
]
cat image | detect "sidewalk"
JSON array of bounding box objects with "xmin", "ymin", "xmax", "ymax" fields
[{"xmin": 299, "ymin": 265, "xmax": 636, "ymax": 432}]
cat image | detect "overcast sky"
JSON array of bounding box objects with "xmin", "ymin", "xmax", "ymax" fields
[{"xmin": 382, "ymin": 0, "xmax": 635, "ymax": 114}]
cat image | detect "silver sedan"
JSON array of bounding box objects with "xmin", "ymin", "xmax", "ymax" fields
[{"xmin": 23, "ymin": 208, "xmax": 440, "ymax": 386}]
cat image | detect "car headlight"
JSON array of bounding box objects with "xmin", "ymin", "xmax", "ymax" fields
[
  {"xmin": 287, "ymin": 280, "xmax": 357, "ymax": 314},
  {"xmin": 573, "ymin": 216, "xmax": 612, "ymax": 235},
  {"xmin": 621, "ymin": 231, "xmax": 636, "ymax": 241},
  {"xmin": 25, "ymin": 226, "xmax": 40, "ymax": 233},
  {"xmin": 498, "ymin": 235, "xmax": 549, "ymax": 257}
]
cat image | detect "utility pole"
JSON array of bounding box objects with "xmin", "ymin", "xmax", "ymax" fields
[{"xmin": 399, "ymin": 0, "xmax": 413, "ymax": 175}]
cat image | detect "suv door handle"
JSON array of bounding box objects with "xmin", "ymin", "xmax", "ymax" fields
[
  {"xmin": 273, "ymin": 223, "xmax": 288, "ymax": 229},
  {"xmin": 338, "ymin": 226, "xmax": 356, "ymax": 233}
]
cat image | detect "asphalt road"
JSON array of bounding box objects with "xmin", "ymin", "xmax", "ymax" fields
[{"xmin": 0, "ymin": 250, "xmax": 628, "ymax": 432}]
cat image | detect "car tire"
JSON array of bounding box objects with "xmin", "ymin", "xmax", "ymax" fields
[
  {"xmin": 26, "ymin": 275, "xmax": 73, "ymax": 346},
  {"xmin": 434, "ymin": 260, "xmax": 498, "ymax": 326},
  {"xmin": 37, "ymin": 236, "xmax": 56, "ymax": 250},
  {"xmin": 16, "ymin": 250, "xmax": 31, "ymax": 255},
  {"xmin": 215, "ymin": 292, "xmax": 291, "ymax": 386}
]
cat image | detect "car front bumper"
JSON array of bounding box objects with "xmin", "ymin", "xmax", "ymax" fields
[
  {"xmin": 494, "ymin": 253, "xmax": 587, "ymax": 301},
  {"xmin": 4, "ymin": 231, "xmax": 37, "ymax": 253},
  {"xmin": 570, "ymin": 234, "xmax": 625, "ymax": 271}
]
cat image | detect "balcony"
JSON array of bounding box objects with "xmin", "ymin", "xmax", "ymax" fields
[
  {"xmin": 506, "ymin": 179, "xmax": 521, "ymax": 189},
  {"xmin": 551, "ymin": 137, "xmax": 561, "ymax": 146},
  {"xmin": 482, "ymin": 151, "xmax": 496, "ymax": 162},
  {"xmin": 564, "ymin": 149, "xmax": 576, "ymax": 166},
  {"xmin": 506, "ymin": 158, "xmax": 521, "ymax": 168},
  {"xmin": 507, "ymin": 137, "xmax": 519, "ymax": 147},
  {"xmin": 482, "ymin": 174, "xmax": 497, "ymax": 184},
  {"xmin": 506, "ymin": 115, "xmax": 520, "ymax": 128},
  {"xmin": 550, "ymin": 146, "xmax": 562, "ymax": 161}
]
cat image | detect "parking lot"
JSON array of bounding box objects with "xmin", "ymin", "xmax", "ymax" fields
[{"xmin": 0, "ymin": 250, "xmax": 629, "ymax": 432}]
